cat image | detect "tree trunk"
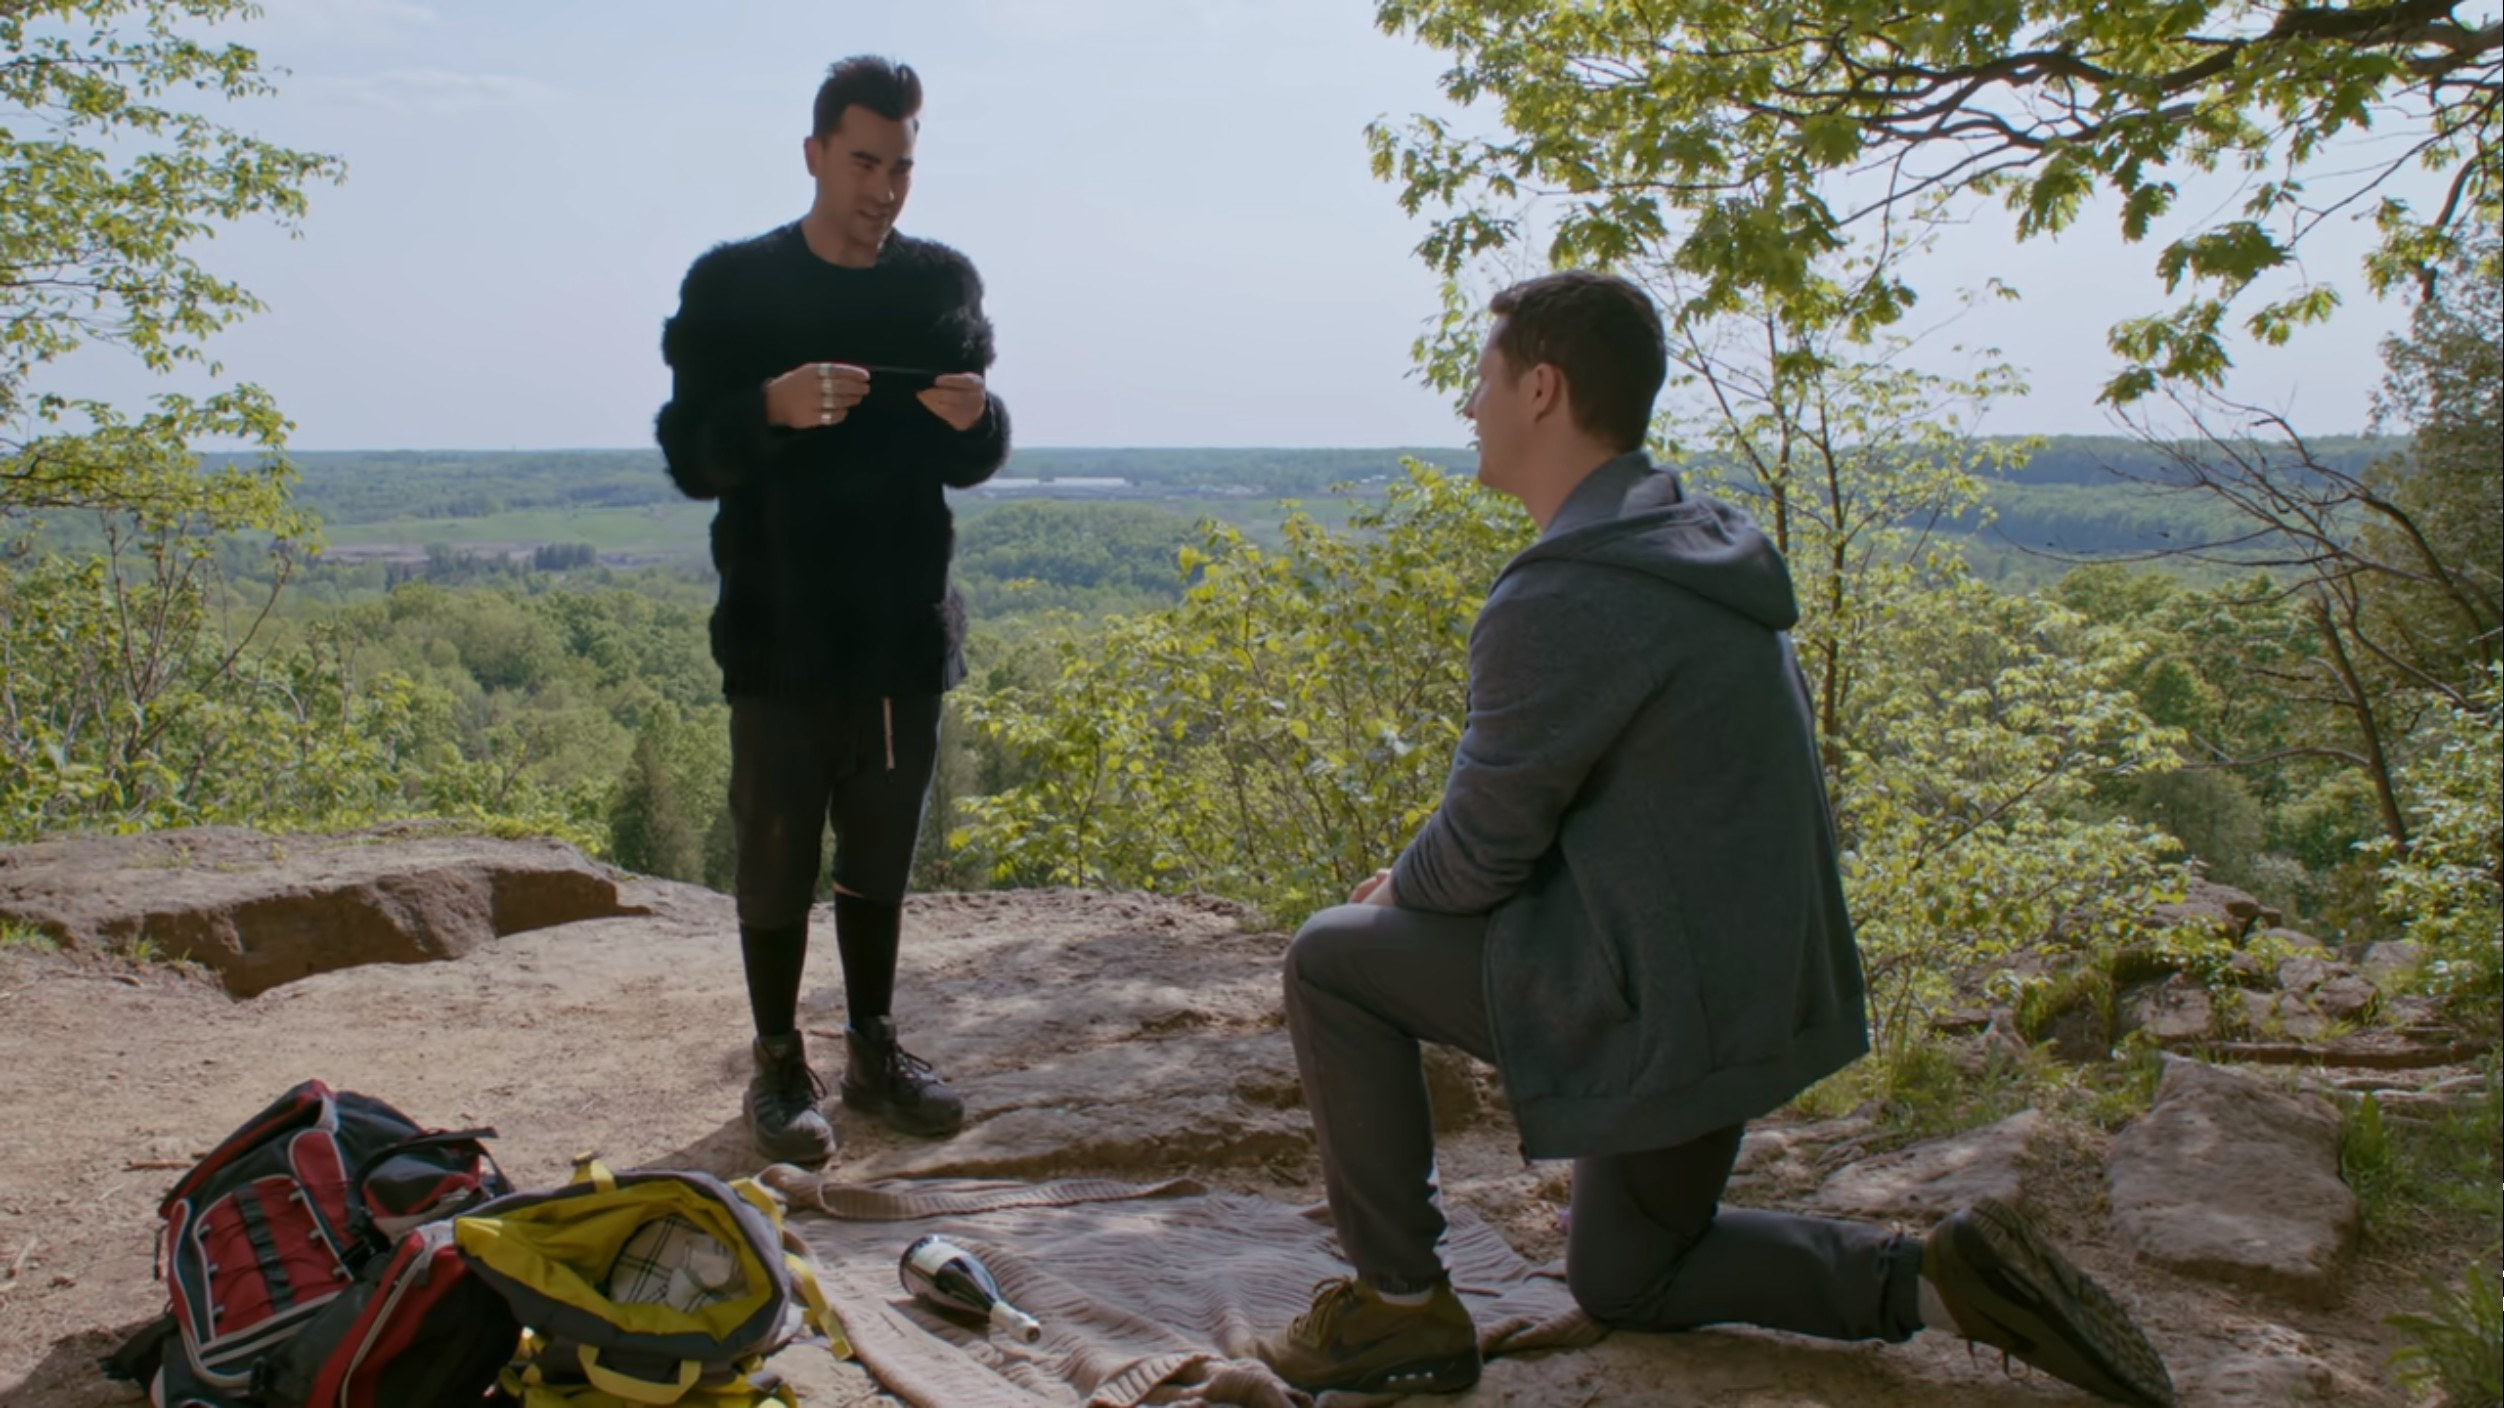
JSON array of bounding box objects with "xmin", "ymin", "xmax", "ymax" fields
[{"xmin": 2312, "ymin": 592, "xmax": 2411, "ymax": 854}]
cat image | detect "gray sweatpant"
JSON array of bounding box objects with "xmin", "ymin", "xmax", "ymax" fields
[{"xmin": 1283, "ymin": 902, "xmax": 1923, "ymax": 1340}]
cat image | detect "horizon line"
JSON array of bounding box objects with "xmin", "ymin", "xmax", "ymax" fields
[{"xmin": 235, "ymin": 429, "xmax": 2388, "ymax": 457}]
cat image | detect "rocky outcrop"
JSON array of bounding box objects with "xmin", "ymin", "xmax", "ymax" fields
[
  {"xmin": 0, "ymin": 824, "xmax": 638, "ymax": 997},
  {"xmin": 844, "ymin": 1030, "xmax": 1313, "ymax": 1180},
  {"xmin": 2147, "ymin": 877, "xmax": 2281, "ymax": 940},
  {"xmin": 2107, "ymin": 1058, "xmax": 2357, "ymax": 1305},
  {"xmin": 2175, "ymin": 1323, "xmax": 2353, "ymax": 1406},
  {"xmin": 2117, "ymin": 972, "xmax": 2218, "ymax": 1044},
  {"xmin": 1805, "ymin": 1110, "xmax": 2043, "ymax": 1221},
  {"xmin": 2361, "ymin": 940, "xmax": 2422, "ymax": 987}
]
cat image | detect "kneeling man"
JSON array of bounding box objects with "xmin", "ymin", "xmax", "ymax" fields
[{"xmin": 1253, "ymin": 271, "xmax": 2173, "ymax": 1407}]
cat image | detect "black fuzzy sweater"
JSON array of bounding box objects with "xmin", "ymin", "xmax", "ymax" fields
[{"xmin": 656, "ymin": 223, "xmax": 1011, "ymax": 697}]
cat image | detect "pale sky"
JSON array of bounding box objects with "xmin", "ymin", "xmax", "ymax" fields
[{"xmin": 51, "ymin": 0, "xmax": 2427, "ymax": 450}]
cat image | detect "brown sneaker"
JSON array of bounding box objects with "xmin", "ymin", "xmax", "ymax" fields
[
  {"xmin": 1926, "ymin": 1199, "xmax": 2174, "ymax": 1406},
  {"xmin": 1251, "ymin": 1276, "xmax": 1480, "ymax": 1396}
]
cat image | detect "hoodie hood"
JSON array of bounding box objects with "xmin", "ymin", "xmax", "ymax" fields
[{"xmin": 1503, "ymin": 452, "xmax": 1799, "ymax": 631}]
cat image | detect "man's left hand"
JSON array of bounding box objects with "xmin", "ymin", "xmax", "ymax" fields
[
  {"xmin": 918, "ymin": 372, "xmax": 988, "ymax": 431},
  {"xmin": 1350, "ymin": 868, "xmax": 1397, "ymax": 907}
]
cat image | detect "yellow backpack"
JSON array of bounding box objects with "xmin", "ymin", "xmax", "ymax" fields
[{"xmin": 456, "ymin": 1158, "xmax": 847, "ymax": 1407}]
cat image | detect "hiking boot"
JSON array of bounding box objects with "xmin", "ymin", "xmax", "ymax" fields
[
  {"xmin": 1251, "ymin": 1276, "xmax": 1480, "ymax": 1396},
  {"xmin": 839, "ymin": 1016, "xmax": 965, "ymax": 1137},
  {"xmin": 1925, "ymin": 1198, "xmax": 2175, "ymax": 1407},
  {"xmin": 744, "ymin": 1033, "xmax": 837, "ymax": 1166}
]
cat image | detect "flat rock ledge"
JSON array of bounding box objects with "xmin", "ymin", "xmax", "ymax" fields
[
  {"xmin": 1804, "ymin": 1110, "xmax": 2044, "ymax": 1221},
  {"xmin": 2107, "ymin": 1057, "xmax": 2357, "ymax": 1306},
  {"xmin": 0, "ymin": 824, "xmax": 638, "ymax": 997}
]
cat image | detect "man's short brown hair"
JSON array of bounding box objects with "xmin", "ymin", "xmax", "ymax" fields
[
  {"xmin": 814, "ymin": 55, "xmax": 922, "ymax": 138},
  {"xmin": 1488, "ymin": 271, "xmax": 1667, "ymax": 452}
]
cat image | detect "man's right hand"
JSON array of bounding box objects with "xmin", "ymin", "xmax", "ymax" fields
[{"xmin": 764, "ymin": 362, "xmax": 870, "ymax": 429}]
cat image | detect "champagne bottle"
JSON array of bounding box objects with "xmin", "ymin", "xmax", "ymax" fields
[{"xmin": 899, "ymin": 1234, "xmax": 1043, "ymax": 1343}]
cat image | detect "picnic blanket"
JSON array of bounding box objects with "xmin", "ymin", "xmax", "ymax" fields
[{"xmin": 767, "ymin": 1170, "xmax": 1604, "ymax": 1407}]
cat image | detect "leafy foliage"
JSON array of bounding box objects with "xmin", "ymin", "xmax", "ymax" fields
[
  {"xmin": 0, "ymin": 548, "xmax": 405, "ymax": 833},
  {"xmin": 1371, "ymin": 0, "xmax": 2500, "ymax": 400},
  {"xmin": 0, "ymin": 1, "xmax": 354, "ymax": 836},
  {"xmin": 953, "ymin": 500, "xmax": 1198, "ymax": 617},
  {"xmin": 2, "ymin": 0, "xmax": 342, "ymax": 520},
  {"xmin": 2367, "ymin": 665, "xmax": 2503, "ymax": 1015},
  {"xmin": 607, "ymin": 706, "xmax": 734, "ymax": 889},
  {"xmin": 962, "ymin": 388, "xmax": 2184, "ymax": 1073},
  {"xmin": 1656, "ymin": 290, "xmax": 2184, "ymax": 1063},
  {"xmin": 958, "ymin": 466, "xmax": 1527, "ymax": 919},
  {"xmin": 2387, "ymin": 1252, "xmax": 2504, "ymax": 1408},
  {"xmin": 1834, "ymin": 577, "xmax": 2183, "ymax": 1061}
]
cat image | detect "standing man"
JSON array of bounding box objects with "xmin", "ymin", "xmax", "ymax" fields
[
  {"xmin": 1252, "ymin": 271, "xmax": 2174, "ymax": 1407},
  {"xmin": 656, "ymin": 56, "xmax": 1009, "ymax": 1164}
]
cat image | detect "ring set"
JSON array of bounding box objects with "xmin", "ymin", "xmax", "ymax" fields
[{"xmin": 816, "ymin": 364, "xmax": 840, "ymax": 426}]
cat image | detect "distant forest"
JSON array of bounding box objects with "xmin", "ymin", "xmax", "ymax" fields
[{"xmin": 214, "ymin": 434, "xmax": 2403, "ymax": 585}]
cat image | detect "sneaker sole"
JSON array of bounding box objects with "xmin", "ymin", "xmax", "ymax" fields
[
  {"xmin": 1315, "ymin": 1350, "xmax": 1481, "ymax": 1397},
  {"xmin": 744, "ymin": 1099, "xmax": 839, "ymax": 1166},
  {"xmin": 1948, "ymin": 1199, "xmax": 2174, "ymax": 1407}
]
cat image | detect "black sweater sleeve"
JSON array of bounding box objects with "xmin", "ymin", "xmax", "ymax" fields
[
  {"xmin": 912, "ymin": 250, "xmax": 1011, "ymax": 489},
  {"xmin": 655, "ymin": 250, "xmax": 776, "ymax": 500},
  {"xmin": 928, "ymin": 393, "xmax": 1012, "ymax": 489}
]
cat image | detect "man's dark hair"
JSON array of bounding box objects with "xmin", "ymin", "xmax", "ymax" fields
[
  {"xmin": 813, "ymin": 55, "xmax": 922, "ymax": 139},
  {"xmin": 1488, "ymin": 271, "xmax": 1666, "ymax": 452}
]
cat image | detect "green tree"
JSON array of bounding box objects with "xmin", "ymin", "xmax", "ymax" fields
[
  {"xmin": 3, "ymin": 0, "xmax": 341, "ymax": 521},
  {"xmin": 1651, "ymin": 283, "xmax": 2029, "ymax": 758},
  {"xmin": 2052, "ymin": 566, "xmax": 2365, "ymax": 909},
  {"xmin": 953, "ymin": 501, "xmax": 1197, "ymax": 619},
  {"xmin": 961, "ymin": 447, "xmax": 2183, "ymax": 1071},
  {"xmin": 2366, "ymin": 665, "xmax": 2503, "ymax": 1017},
  {"xmin": 1649, "ymin": 292, "xmax": 2182, "ymax": 1061},
  {"xmin": 1834, "ymin": 578, "xmax": 2182, "ymax": 1061},
  {"xmin": 2360, "ymin": 239, "xmax": 2503, "ymax": 696},
  {"xmin": 1, "ymin": 1, "xmax": 351, "ymax": 837},
  {"xmin": 2110, "ymin": 243, "xmax": 2500, "ymax": 857},
  {"xmin": 960, "ymin": 467, "xmax": 1528, "ymax": 919},
  {"xmin": 609, "ymin": 724, "xmax": 703, "ymax": 883},
  {"xmin": 1371, "ymin": 0, "xmax": 2499, "ymax": 401}
]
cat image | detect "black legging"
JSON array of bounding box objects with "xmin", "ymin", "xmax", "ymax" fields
[{"xmin": 728, "ymin": 691, "xmax": 941, "ymax": 1036}]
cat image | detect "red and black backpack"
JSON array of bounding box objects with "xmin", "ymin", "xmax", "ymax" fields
[{"xmin": 103, "ymin": 1079, "xmax": 518, "ymax": 1407}]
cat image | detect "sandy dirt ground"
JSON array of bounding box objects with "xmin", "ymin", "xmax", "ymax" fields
[{"xmin": 0, "ymin": 875, "xmax": 2451, "ymax": 1406}]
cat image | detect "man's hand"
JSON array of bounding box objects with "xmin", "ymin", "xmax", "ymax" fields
[
  {"xmin": 765, "ymin": 363, "xmax": 870, "ymax": 429},
  {"xmin": 918, "ymin": 372, "xmax": 987, "ymax": 431},
  {"xmin": 1349, "ymin": 868, "xmax": 1398, "ymax": 907}
]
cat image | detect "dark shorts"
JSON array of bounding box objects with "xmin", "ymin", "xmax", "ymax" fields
[{"xmin": 728, "ymin": 691, "xmax": 941, "ymax": 926}]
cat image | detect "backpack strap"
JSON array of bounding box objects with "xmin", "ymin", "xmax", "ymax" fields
[
  {"xmin": 569, "ymin": 1153, "xmax": 618, "ymax": 1193},
  {"xmin": 578, "ymin": 1343, "xmax": 702, "ymax": 1403},
  {"xmin": 351, "ymin": 1126, "xmax": 502, "ymax": 1184},
  {"xmin": 783, "ymin": 1251, "xmax": 850, "ymax": 1361},
  {"xmin": 726, "ymin": 1173, "xmax": 852, "ymax": 1362},
  {"xmin": 98, "ymin": 1313, "xmax": 177, "ymax": 1384},
  {"xmin": 729, "ymin": 1179, "xmax": 782, "ymax": 1225}
]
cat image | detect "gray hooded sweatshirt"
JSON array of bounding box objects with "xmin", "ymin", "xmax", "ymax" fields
[{"xmin": 1389, "ymin": 452, "xmax": 1869, "ymax": 1159}]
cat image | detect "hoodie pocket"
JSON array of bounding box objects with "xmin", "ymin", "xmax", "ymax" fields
[
  {"xmin": 1560, "ymin": 860, "xmax": 1636, "ymax": 1020},
  {"xmin": 1585, "ymin": 921, "xmax": 1635, "ymax": 1021}
]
